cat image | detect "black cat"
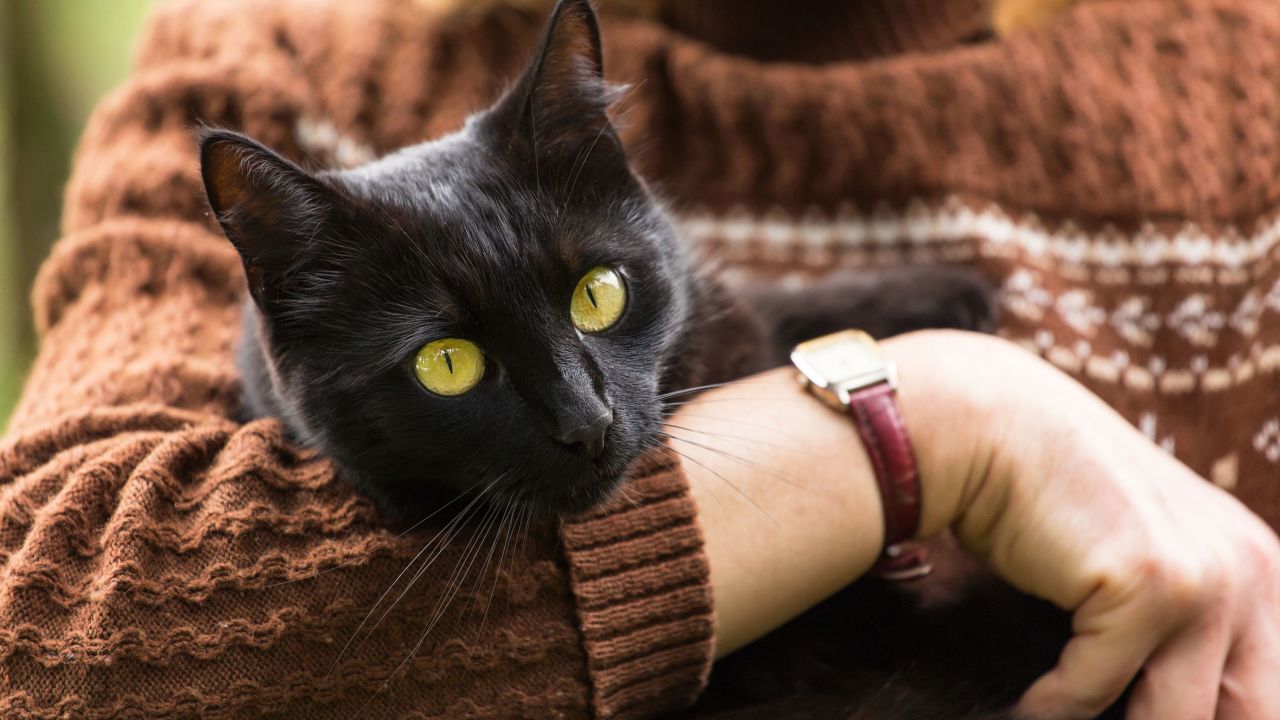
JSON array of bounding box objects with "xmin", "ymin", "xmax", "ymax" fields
[
  {"xmin": 198, "ymin": 1, "xmax": 1112, "ymax": 718},
  {"xmin": 199, "ymin": 0, "xmax": 992, "ymax": 523}
]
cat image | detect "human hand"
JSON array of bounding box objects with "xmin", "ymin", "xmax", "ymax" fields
[
  {"xmin": 676, "ymin": 329, "xmax": 1279, "ymax": 719},
  {"xmin": 914, "ymin": 332, "xmax": 1280, "ymax": 720}
]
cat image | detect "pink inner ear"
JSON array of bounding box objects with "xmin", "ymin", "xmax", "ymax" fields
[
  {"xmin": 543, "ymin": 5, "xmax": 601, "ymax": 79},
  {"xmin": 206, "ymin": 143, "xmax": 252, "ymax": 210},
  {"xmin": 533, "ymin": 0, "xmax": 604, "ymax": 92}
]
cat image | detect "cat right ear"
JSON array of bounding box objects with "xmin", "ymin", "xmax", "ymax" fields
[
  {"xmin": 486, "ymin": 0, "xmax": 622, "ymax": 162},
  {"xmin": 199, "ymin": 128, "xmax": 340, "ymax": 305}
]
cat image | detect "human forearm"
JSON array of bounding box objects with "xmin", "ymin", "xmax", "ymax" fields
[{"xmin": 668, "ymin": 330, "xmax": 988, "ymax": 657}]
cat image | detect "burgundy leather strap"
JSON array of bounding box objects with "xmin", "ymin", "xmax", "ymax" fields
[{"xmin": 846, "ymin": 382, "xmax": 931, "ymax": 580}]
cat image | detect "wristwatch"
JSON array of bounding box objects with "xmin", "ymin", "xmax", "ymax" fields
[{"xmin": 791, "ymin": 330, "xmax": 932, "ymax": 581}]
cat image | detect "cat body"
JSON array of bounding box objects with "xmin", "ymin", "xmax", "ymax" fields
[{"xmin": 198, "ymin": 1, "xmax": 1110, "ymax": 718}]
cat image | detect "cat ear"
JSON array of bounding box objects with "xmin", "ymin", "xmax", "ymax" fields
[
  {"xmin": 489, "ymin": 0, "xmax": 622, "ymax": 161},
  {"xmin": 199, "ymin": 128, "xmax": 341, "ymax": 305}
]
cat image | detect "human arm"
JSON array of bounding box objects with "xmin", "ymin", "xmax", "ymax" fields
[{"xmin": 668, "ymin": 329, "xmax": 1280, "ymax": 719}]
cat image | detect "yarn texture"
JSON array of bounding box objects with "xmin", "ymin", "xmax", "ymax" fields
[{"xmin": 2, "ymin": 0, "xmax": 1279, "ymax": 717}]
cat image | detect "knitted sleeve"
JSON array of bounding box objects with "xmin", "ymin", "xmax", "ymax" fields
[{"xmin": 0, "ymin": 1, "xmax": 713, "ymax": 717}]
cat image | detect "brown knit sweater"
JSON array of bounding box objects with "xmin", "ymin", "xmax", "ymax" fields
[{"xmin": 3, "ymin": 0, "xmax": 1279, "ymax": 717}]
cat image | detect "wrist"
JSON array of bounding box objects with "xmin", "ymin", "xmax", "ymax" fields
[{"xmin": 880, "ymin": 330, "xmax": 1016, "ymax": 540}]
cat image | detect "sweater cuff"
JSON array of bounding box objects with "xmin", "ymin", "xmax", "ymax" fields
[{"xmin": 560, "ymin": 447, "xmax": 714, "ymax": 719}]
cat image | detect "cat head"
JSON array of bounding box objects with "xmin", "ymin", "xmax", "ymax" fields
[{"xmin": 199, "ymin": 0, "xmax": 692, "ymax": 518}]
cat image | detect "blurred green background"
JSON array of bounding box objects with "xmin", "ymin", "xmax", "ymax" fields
[{"xmin": 0, "ymin": 0, "xmax": 155, "ymax": 428}]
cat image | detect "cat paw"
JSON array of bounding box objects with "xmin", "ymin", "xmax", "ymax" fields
[
  {"xmin": 924, "ymin": 267, "xmax": 999, "ymax": 334},
  {"xmin": 856, "ymin": 265, "xmax": 999, "ymax": 337},
  {"xmin": 747, "ymin": 264, "xmax": 1001, "ymax": 353}
]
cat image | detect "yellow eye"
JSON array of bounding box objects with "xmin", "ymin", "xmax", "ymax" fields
[
  {"xmin": 570, "ymin": 266, "xmax": 626, "ymax": 333},
  {"xmin": 414, "ymin": 338, "xmax": 485, "ymax": 396}
]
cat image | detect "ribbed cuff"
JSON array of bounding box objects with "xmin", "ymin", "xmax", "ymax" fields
[{"xmin": 560, "ymin": 447, "xmax": 714, "ymax": 720}]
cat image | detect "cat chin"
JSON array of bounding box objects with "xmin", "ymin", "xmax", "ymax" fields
[
  {"xmin": 352, "ymin": 472, "xmax": 618, "ymax": 527},
  {"xmin": 518, "ymin": 463, "xmax": 629, "ymax": 517},
  {"xmin": 344, "ymin": 430, "xmax": 649, "ymax": 524},
  {"xmin": 540, "ymin": 483, "xmax": 622, "ymax": 517}
]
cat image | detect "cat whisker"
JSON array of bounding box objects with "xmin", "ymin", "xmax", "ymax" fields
[
  {"xmin": 658, "ymin": 429, "xmax": 803, "ymax": 491},
  {"xmin": 654, "ymin": 433, "xmax": 775, "ymax": 522},
  {"xmin": 345, "ymin": 500, "xmax": 503, "ymax": 720},
  {"xmin": 662, "ymin": 422, "xmax": 795, "ymax": 453},
  {"xmin": 501, "ymin": 501, "xmax": 533, "ymax": 624},
  {"xmin": 642, "ymin": 438, "xmax": 728, "ymax": 511},
  {"xmin": 614, "ymin": 481, "xmax": 643, "ymax": 510},
  {"xmin": 665, "ymin": 412, "xmax": 795, "ymax": 434},
  {"xmin": 516, "ymin": 496, "xmax": 536, "ymax": 571},
  {"xmin": 328, "ymin": 471, "xmax": 507, "ymax": 677},
  {"xmin": 384, "ymin": 500, "xmax": 505, "ymax": 694},
  {"xmin": 658, "ymin": 443, "xmax": 760, "ymax": 517},
  {"xmin": 656, "ymin": 375, "xmax": 768, "ymax": 400},
  {"xmin": 367, "ymin": 492, "xmax": 497, "ymax": 639},
  {"xmin": 266, "ymin": 481, "xmax": 479, "ymax": 589},
  {"xmin": 664, "ymin": 419, "xmax": 842, "ymax": 470},
  {"xmin": 491, "ymin": 498, "xmax": 527, "ymax": 639},
  {"xmin": 462, "ymin": 499, "xmax": 509, "ymax": 619},
  {"xmin": 661, "ymin": 395, "xmax": 793, "ymax": 410},
  {"xmin": 328, "ymin": 504, "xmax": 475, "ymax": 680},
  {"xmin": 467, "ymin": 497, "xmax": 518, "ymax": 657}
]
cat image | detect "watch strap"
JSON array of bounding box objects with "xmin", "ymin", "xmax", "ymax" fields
[{"xmin": 846, "ymin": 382, "xmax": 931, "ymax": 579}]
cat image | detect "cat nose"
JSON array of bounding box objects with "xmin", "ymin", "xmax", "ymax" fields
[{"xmin": 555, "ymin": 410, "xmax": 613, "ymax": 459}]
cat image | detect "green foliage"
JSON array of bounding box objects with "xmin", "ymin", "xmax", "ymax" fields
[{"xmin": 0, "ymin": 0, "xmax": 155, "ymax": 427}]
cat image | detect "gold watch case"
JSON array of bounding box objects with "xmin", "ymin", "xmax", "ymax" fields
[{"xmin": 790, "ymin": 329, "xmax": 896, "ymax": 410}]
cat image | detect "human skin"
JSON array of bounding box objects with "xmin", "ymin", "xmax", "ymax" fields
[{"xmin": 667, "ymin": 330, "xmax": 1280, "ymax": 720}]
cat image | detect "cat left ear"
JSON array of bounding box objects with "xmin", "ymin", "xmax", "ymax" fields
[
  {"xmin": 489, "ymin": 0, "xmax": 622, "ymax": 160},
  {"xmin": 199, "ymin": 128, "xmax": 344, "ymax": 306}
]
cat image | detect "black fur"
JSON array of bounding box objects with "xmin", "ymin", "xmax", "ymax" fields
[{"xmin": 195, "ymin": 2, "xmax": 1118, "ymax": 719}]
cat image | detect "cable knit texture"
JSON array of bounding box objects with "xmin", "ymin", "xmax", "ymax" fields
[
  {"xmin": 4, "ymin": 0, "xmax": 1280, "ymax": 717},
  {"xmin": 1, "ymin": 1, "xmax": 719, "ymax": 718}
]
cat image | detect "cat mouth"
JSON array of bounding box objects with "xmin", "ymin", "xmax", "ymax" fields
[{"xmin": 513, "ymin": 448, "xmax": 635, "ymax": 516}]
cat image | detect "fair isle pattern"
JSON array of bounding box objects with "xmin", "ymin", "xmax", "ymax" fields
[
  {"xmin": 1259, "ymin": 420, "xmax": 1280, "ymax": 464},
  {"xmin": 679, "ymin": 197, "xmax": 1280, "ymax": 278},
  {"xmin": 1003, "ymin": 273, "xmax": 1280, "ymax": 394},
  {"xmin": 672, "ymin": 201, "xmax": 1280, "ymax": 500},
  {"xmin": 677, "ymin": 200, "xmax": 1280, "ymax": 391}
]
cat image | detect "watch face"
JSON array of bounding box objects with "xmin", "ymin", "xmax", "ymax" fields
[{"xmin": 791, "ymin": 329, "xmax": 886, "ymax": 388}]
